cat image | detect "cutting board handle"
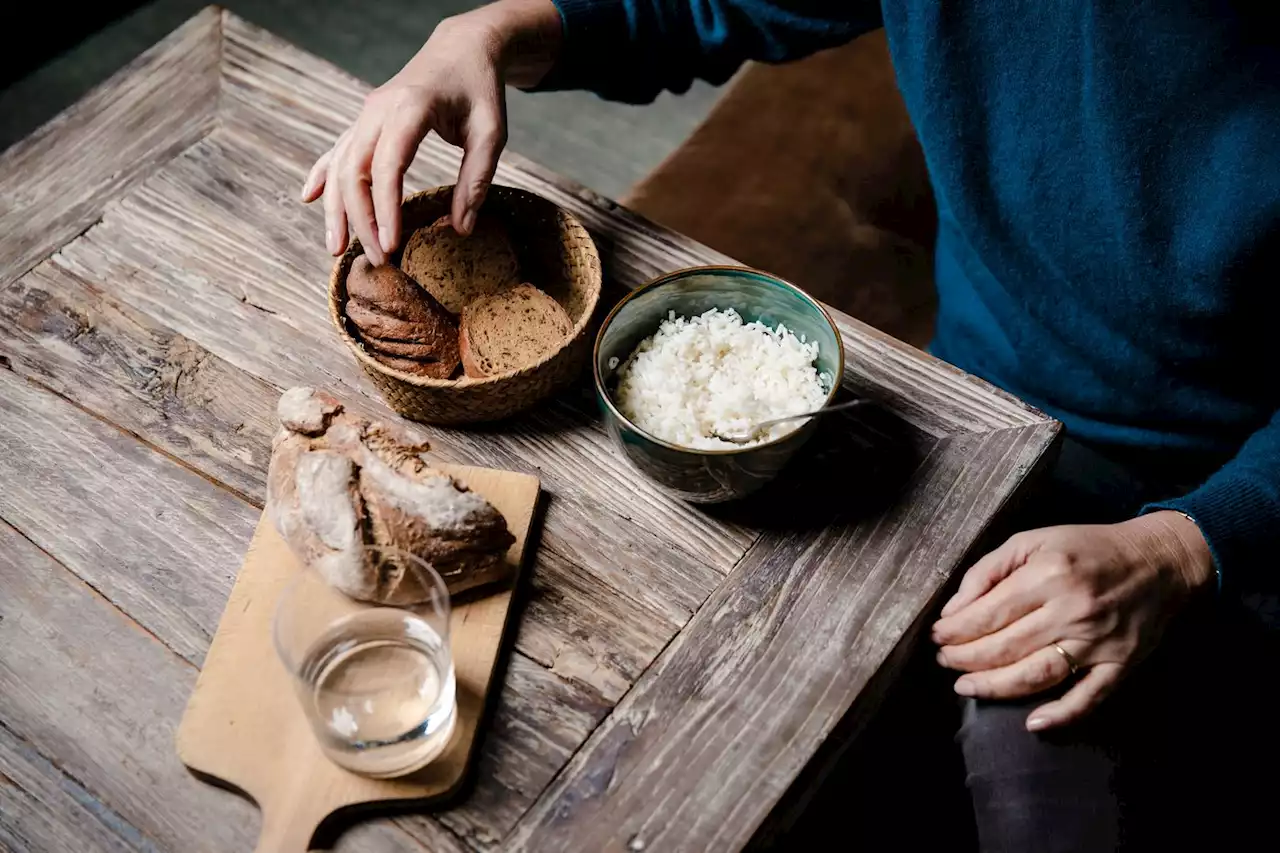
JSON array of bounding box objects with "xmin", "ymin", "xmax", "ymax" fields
[{"xmin": 254, "ymin": 803, "xmax": 318, "ymax": 853}]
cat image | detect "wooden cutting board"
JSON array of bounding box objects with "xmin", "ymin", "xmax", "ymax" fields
[{"xmin": 177, "ymin": 463, "xmax": 540, "ymax": 853}]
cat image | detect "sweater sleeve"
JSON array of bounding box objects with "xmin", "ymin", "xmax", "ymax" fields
[
  {"xmin": 1142, "ymin": 409, "xmax": 1280, "ymax": 597},
  {"xmin": 537, "ymin": 0, "xmax": 883, "ymax": 103}
]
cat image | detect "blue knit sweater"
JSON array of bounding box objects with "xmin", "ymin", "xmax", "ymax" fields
[{"xmin": 544, "ymin": 1, "xmax": 1280, "ymax": 596}]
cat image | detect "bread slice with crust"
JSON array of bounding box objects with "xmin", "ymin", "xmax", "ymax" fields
[
  {"xmin": 368, "ymin": 351, "xmax": 458, "ymax": 380},
  {"xmin": 347, "ymin": 255, "xmax": 443, "ymax": 324},
  {"xmin": 343, "ymin": 256, "xmax": 460, "ymax": 378},
  {"xmin": 400, "ymin": 214, "xmax": 522, "ymax": 314},
  {"xmin": 459, "ymin": 283, "xmax": 573, "ymax": 378}
]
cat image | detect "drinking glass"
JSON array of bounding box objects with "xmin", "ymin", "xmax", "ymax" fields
[{"xmin": 273, "ymin": 546, "xmax": 456, "ymax": 778}]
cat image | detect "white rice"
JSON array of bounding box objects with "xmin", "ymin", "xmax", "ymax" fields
[{"xmin": 613, "ymin": 308, "xmax": 832, "ymax": 449}]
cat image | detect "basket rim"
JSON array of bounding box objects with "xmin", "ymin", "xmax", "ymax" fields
[{"xmin": 327, "ymin": 184, "xmax": 603, "ymax": 388}]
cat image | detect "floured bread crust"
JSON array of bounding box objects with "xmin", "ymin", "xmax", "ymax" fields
[{"xmin": 266, "ymin": 387, "xmax": 515, "ymax": 602}]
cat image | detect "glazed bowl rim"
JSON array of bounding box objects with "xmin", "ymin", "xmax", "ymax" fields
[{"xmin": 592, "ymin": 265, "xmax": 845, "ymax": 458}]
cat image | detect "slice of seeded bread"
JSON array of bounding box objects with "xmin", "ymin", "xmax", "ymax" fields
[
  {"xmin": 459, "ymin": 283, "xmax": 573, "ymax": 378},
  {"xmin": 400, "ymin": 214, "xmax": 522, "ymax": 315}
]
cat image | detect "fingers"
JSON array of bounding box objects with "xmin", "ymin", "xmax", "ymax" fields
[
  {"xmin": 323, "ymin": 134, "xmax": 350, "ymax": 257},
  {"xmin": 452, "ymin": 107, "xmax": 506, "ymax": 235},
  {"xmin": 939, "ymin": 533, "xmax": 1034, "ymax": 618},
  {"xmin": 340, "ymin": 119, "xmax": 385, "ymax": 266},
  {"xmin": 1025, "ymin": 663, "xmax": 1122, "ymax": 731},
  {"xmin": 936, "ymin": 606, "xmax": 1056, "ymax": 672},
  {"xmin": 370, "ymin": 115, "xmax": 427, "ymax": 256},
  {"xmin": 933, "ymin": 560, "xmax": 1049, "ymax": 646},
  {"xmin": 952, "ymin": 643, "xmax": 1073, "ymax": 700},
  {"xmin": 301, "ymin": 147, "xmax": 333, "ymax": 203}
]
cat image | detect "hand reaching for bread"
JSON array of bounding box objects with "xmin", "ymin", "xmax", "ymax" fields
[
  {"xmin": 344, "ymin": 212, "xmax": 571, "ymax": 380},
  {"xmin": 300, "ymin": 0, "xmax": 563, "ymax": 263}
]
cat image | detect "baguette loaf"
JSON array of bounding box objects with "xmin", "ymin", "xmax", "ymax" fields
[
  {"xmin": 267, "ymin": 387, "xmax": 515, "ymax": 602},
  {"xmin": 459, "ymin": 283, "xmax": 573, "ymax": 378}
]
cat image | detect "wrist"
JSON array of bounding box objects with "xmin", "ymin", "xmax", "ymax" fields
[
  {"xmin": 469, "ymin": 0, "xmax": 564, "ymax": 88},
  {"xmin": 1127, "ymin": 510, "xmax": 1216, "ymax": 594}
]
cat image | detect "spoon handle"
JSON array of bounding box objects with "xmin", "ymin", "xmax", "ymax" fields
[{"xmin": 755, "ymin": 398, "xmax": 871, "ymax": 431}]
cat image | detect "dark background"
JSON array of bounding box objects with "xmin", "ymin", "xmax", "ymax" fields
[{"xmin": 0, "ymin": 0, "xmax": 719, "ymax": 199}]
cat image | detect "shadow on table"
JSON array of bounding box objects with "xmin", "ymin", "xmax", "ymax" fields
[{"xmin": 702, "ymin": 399, "xmax": 931, "ymax": 534}]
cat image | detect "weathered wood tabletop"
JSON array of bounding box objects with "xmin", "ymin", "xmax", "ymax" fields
[{"xmin": 0, "ymin": 9, "xmax": 1060, "ymax": 852}]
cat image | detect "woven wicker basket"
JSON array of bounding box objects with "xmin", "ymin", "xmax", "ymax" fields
[{"xmin": 329, "ymin": 185, "xmax": 603, "ymax": 425}]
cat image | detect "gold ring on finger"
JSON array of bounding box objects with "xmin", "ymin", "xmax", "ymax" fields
[{"xmin": 1050, "ymin": 642, "xmax": 1081, "ymax": 675}]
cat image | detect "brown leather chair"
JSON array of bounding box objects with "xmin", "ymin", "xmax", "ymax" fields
[{"xmin": 624, "ymin": 30, "xmax": 937, "ymax": 349}]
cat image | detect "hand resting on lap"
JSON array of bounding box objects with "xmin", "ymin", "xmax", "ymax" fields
[{"xmin": 932, "ymin": 511, "xmax": 1215, "ymax": 732}]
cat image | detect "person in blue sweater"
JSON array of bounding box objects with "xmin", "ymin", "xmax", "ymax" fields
[{"xmin": 303, "ymin": 2, "xmax": 1279, "ymax": 849}]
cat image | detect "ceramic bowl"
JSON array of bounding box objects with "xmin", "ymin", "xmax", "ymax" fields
[{"xmin": 593, "ymin": 266, "xmax": 844, "ymax": 504}]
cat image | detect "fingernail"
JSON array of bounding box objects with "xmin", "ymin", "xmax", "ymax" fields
[
  {"xmin": 954, "ymin": 679, "xmax": 975, "ymax": 697},
  {"xmin": 935, "ymin": 650, "xmax": 947, "ymax": 666},
  {"xmin": 460, "ymin": 209, "xmax": 476, "ymax": 235},
  {"xmin": 1026, "ymin": 716, "xmax": 1049, "ymax": 732},
  {"xmin": 326, "ymin": 228, "xmax": 337, "ymax": 254},
  {"xmin": 940, "ymin": 597, "xmax": 958, "ymax": 617},
  {"xmin": 379, "ymin": 225, "xmax": 394, "ymax": 254}
]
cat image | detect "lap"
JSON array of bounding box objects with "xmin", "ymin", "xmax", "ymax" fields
[
  {"xmin": 960, "ymin": 585, "xmax": 1280, "ymax": 852},
  {"xmin": 959, "ymin": 436, "xmax": 1280, "ymax": 851}
]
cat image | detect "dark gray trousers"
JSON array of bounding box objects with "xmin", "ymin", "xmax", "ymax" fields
[{"xmin": 957, "ymin": 438, "xmax": 1280, "ymax": 853}]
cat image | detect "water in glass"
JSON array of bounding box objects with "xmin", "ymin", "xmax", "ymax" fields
[{"xmin": 297, "ymin": 608, "xmax": 456, "ymax": 778}]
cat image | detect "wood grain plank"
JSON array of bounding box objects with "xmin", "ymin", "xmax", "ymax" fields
[
  {"xmin": 507, "ymin": 421, "xmax": 1060, "ymax": 852},
  {"xmin": 336, "ymin": 823, "xmax": 441, "ymax": 853},
  {"xmin": 215, "ymin": 11, "xmax": 1043, "ymax": 438},
  {"xmin": 0, "ymin": 521, "xmax": 258, "ymax": 852},
  {"xmin": 0, "ymin": 368, "xmax": 616, "ymax": 849},
  {"xmin": 0, "ymin": 8, "xmax": 220, "ymax": 290},
  {"xmin": 0, "ymin": 263, "xmax": 277, "ymax": 503},
  {"xmin": 0, "ymin": 719, "xmax": 159, "ymax": 853},
  {"xmin": 427, "ymin": 654, "xmax": 610, "ymax": 849},
  {"xmin": 0, "ymin": 366, "xmax": 257, "ymax": 664},
  {"xmin": 517, "ymin": 549, "xmax": 678, "ymax": 703}
]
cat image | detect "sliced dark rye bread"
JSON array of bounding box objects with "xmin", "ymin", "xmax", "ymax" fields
[
  {"xmin": 400, "ymin": 214, "xmax": 521, "ymax": 314},
  {"xmin": 345, "ymin": 299, "xmax": 443, "ymax": 342},
  {"xmin": 459, "ymin": 283, "xmax": 573, "ymax": 378},
  {"xmin": 347, "ymin": 256, "xmax": 447, "ymax": 323},
  {"xmin": 361, "ymin": 335, "xmax": 445, "ymax": 360},
  {"xmin": 369, "ymin": 350, "xmax": 459, "ymax": 380},
  {"xmin": 343, "ymin": 257, "xmax": 460, "ymax": 377}
]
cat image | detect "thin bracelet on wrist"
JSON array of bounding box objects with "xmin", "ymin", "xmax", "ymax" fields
[{"xmin": 1174, "ymin": 510, "xmax": 1223, "ymax": 593}]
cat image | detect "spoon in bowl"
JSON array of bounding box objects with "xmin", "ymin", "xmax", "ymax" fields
[{"xmin": 712, "ymin": 398, "xmax": 872, "ymax": 445}]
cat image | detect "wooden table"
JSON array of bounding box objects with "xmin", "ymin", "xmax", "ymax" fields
[{"xmin": 0, "ymin": 9, "xmax": 1060, "ymax": 852}]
